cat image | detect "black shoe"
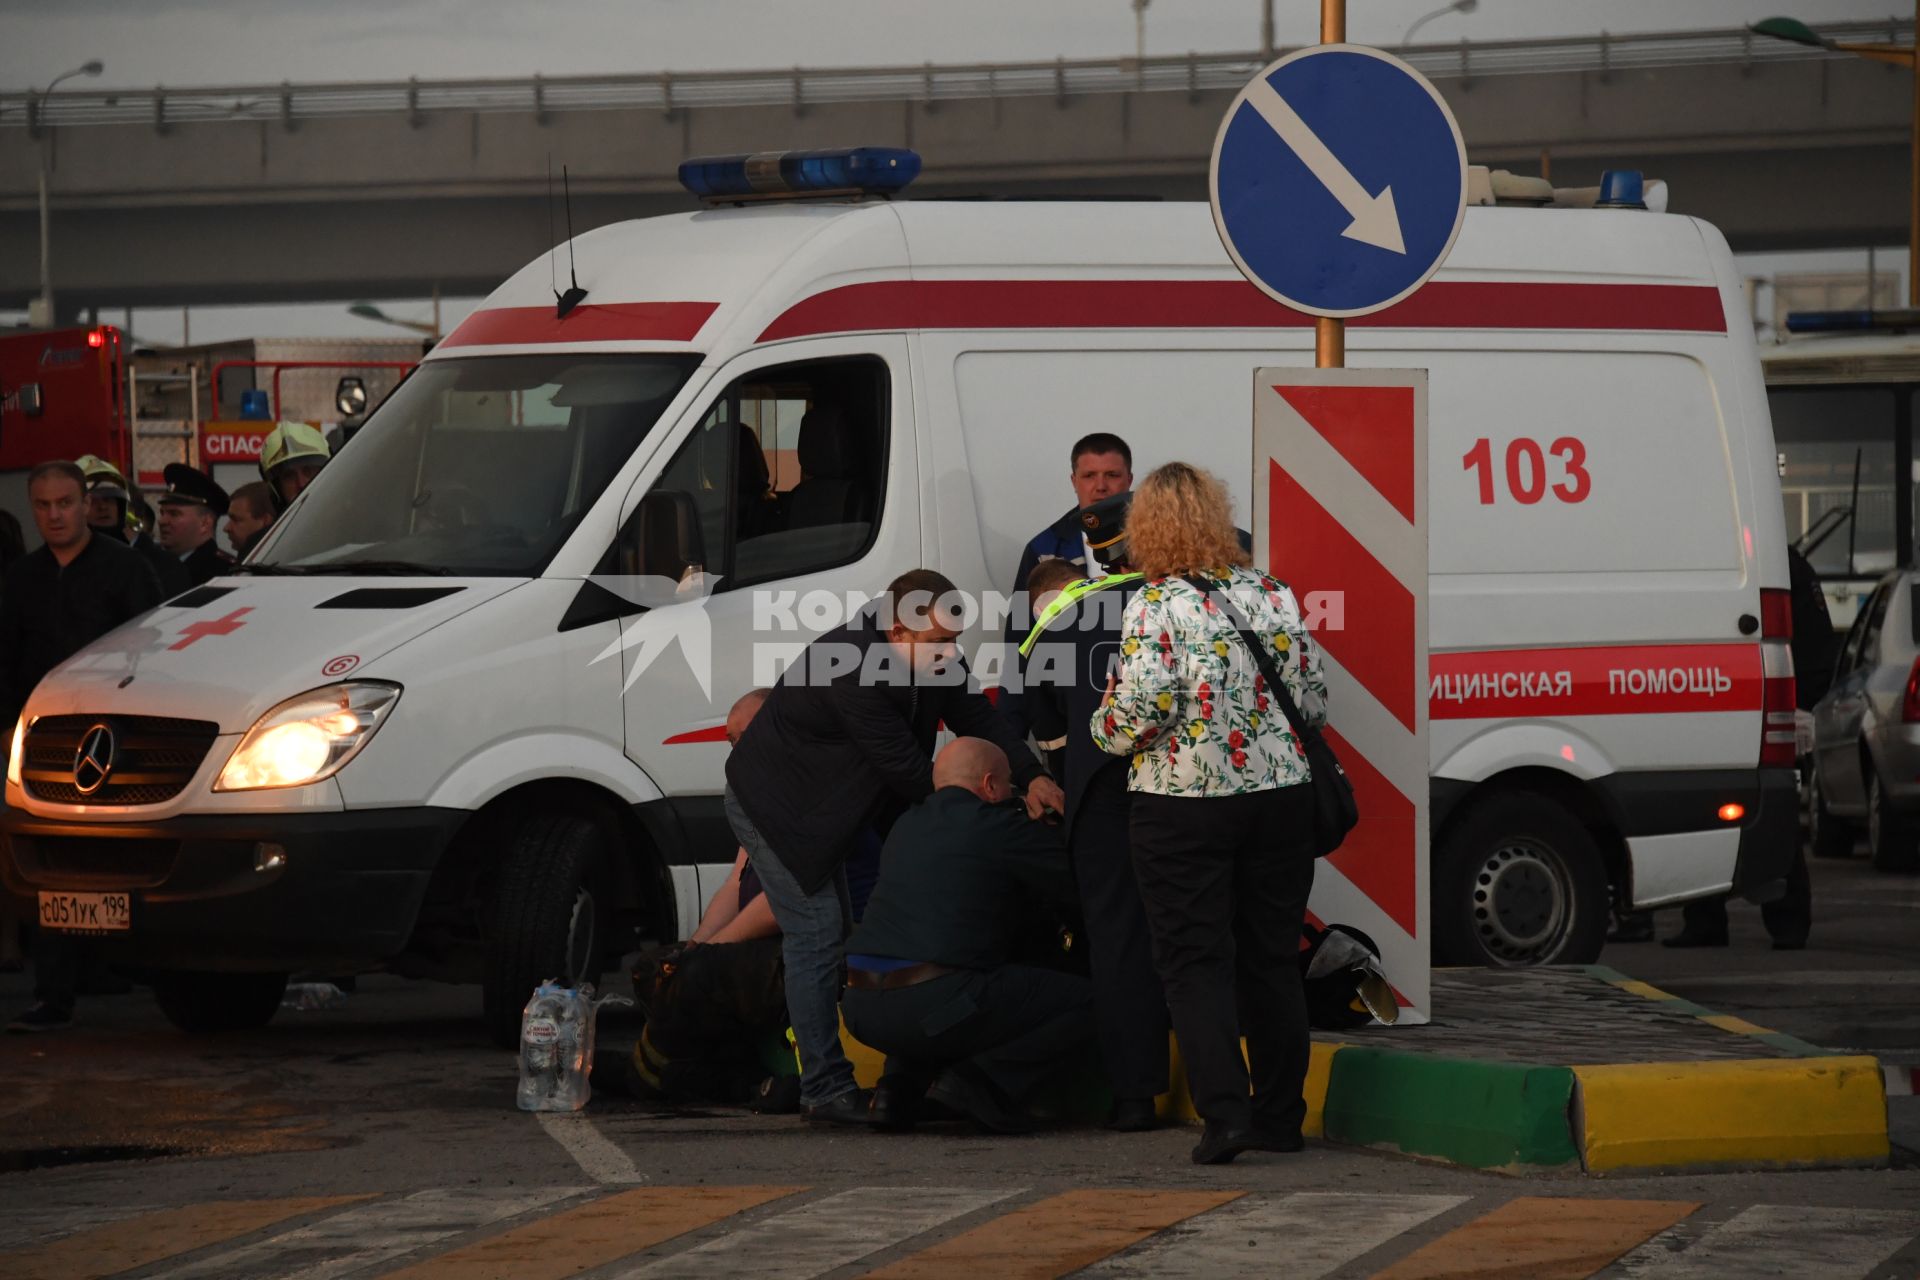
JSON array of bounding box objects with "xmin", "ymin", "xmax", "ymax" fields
[
  {"xmin": 1191, "ymin": 1121, "xmax": 1256, "ymax": 1165},
  {"xmin": 6, "ymin": 1003, "xmax": 73, "ymax": 1033},
  {"xmin": 870, "ymin": 1074, "xmax": 924, "ymax": 1132},
  {"xmin": 1771, "ymin": 937, "xmax": 1808, "ymax": 951},
  {"xmin": 925, "ymin": 1068, "xmax": 1032, "ymax": 1135},
  {"xmin": 1660, "ymin": 929, "xmax": 1728, "ymax": 949},
  {"xmin": 802, "ymin": 1088, "xmax": 876, "ymax": 1127},
  {"xmin": 1246, "ymin": 1127, "xmax": 1306, "ymax": 1154},
  {"xmin": 1106, "ymin": 1098, "xmax": 1161, "ymax": 1132}
]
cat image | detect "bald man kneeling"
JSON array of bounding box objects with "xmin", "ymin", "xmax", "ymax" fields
[{"xmin": 841, "ymin": 738, "xmax": 1095, "ymax": 1133}]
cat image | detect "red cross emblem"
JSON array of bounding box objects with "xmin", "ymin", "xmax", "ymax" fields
[{"xmin": 169, "ymin": 607, "xmax": 254, "ymax": 651}]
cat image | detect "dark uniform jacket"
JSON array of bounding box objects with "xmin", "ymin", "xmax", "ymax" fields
[
  {"xmin": 133, "ymin": 533, "xmax": 191, "ymax": 598},
  {"xmin": 1023, "ymin": 577, "xmax": 1142, "ymax": 843},
  {"xmin": 179, "ymin": 538, "xmax": 236, "ymax": 588},
  {"xmin": 846, "ymin": 787, "xmax": 1075, "ymax": 969},
  {"xmin": 725, "ymin": 614, "xmax": 1045, "ymax": 896},
  {"xmin": 0, "ymin": 533, "xmax": 163, "ymax": 724}
]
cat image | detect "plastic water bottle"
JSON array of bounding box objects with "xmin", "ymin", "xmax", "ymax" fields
[
  {"xmin": 517, "ymin": 981, "xmax": 597, "ymax": 1112},
  {"xmin": 281, "ymin": 981, "xmax": 348, "ymax": 1011}
]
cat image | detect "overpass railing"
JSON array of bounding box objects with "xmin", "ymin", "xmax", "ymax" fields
[{"xmin": 2, "ymin": 20, "xmax": 1912, "ymax": 131}]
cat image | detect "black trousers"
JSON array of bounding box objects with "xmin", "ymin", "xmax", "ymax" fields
[
  {"xmin": 841, "ymin": 965, "xmax": 1094, "ymax": 1103},
  {"xmin": 1070, "ymin": 766, "xmax": 1170, "ymax": 1099},
  {"xmin": 1680, "ymin": 842, "xmax": 1812, "ymax": 943},
  {"xmin": 1130, "ymin": 785, "xmax": 1316, "ymax": 1134}
]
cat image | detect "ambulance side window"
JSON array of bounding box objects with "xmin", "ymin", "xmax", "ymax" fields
[{"xmin": 626, "ymin": 356, "xmax": 889, "ymax": 590}]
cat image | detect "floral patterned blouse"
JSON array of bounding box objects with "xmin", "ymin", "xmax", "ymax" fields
[{"xmin": 1090, "ymin": 566, "xmax": 1326, "ymax": 797}]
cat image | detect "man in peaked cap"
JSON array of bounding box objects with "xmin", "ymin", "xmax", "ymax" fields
[{"xmin": 157, "ymin": 463, "xmax": 236, "ymax": 588}]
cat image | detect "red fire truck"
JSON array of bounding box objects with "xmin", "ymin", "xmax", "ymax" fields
[{"xmin": 0, "ymin": 325, "xmax": 131, "ymax": 523}]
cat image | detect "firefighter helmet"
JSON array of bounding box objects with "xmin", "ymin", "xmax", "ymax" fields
[{"xmin": 258, "ymin": 421, "xmax": 332, "ymax": 510}]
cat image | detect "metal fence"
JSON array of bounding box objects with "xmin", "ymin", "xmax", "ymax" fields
[{"xmin": 2, "ymin": 20, "xmax": 1912, "ymax": 131}]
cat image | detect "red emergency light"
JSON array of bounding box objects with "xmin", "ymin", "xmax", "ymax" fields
[{"xmin": 86, "ymin": 329, "xmax": 105, "ymax": 348}]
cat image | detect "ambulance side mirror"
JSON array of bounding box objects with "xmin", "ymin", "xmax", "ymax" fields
[{"xmin": 628, "ymin": 489, "xmax": 707, "ymax": 583}]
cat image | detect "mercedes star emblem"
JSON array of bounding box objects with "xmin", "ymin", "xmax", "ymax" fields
[{"xmin": 73, "ymin": 723, "xmax": 116, "ymax": 796}]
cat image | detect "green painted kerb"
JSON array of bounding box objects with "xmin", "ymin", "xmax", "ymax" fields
[{"xmin": 1322, "ymin": 1047, "xmax": 1579, "ymax": 1169}]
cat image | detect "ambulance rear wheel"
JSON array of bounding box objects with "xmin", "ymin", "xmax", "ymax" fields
[
  {"xmin": 1433, "ymin": 794, "xmax": 1609, "ymax": 967},
  {"xmin": 482, "ymin": 811, "xmax": 611, "ymax": 1049},
  {"xmin": 151, "ymin": 970, "xmax": 288, "ymax": 1034}
]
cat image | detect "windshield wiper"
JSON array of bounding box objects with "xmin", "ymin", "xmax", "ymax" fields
[
  {"xmin": 301, "ymin": 560, "xmax": 456, "ymax": 576},
  {"xmin": 231, "ymin": 562, "xmax": 312, "ymax": 575}
]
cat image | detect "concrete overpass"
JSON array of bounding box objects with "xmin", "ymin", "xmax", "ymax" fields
[{"xmin": 2, "ymin": 20, "xmax": 1914, "ymax": 320}]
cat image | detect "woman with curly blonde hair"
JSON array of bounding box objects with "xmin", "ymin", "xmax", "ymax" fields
[{"xmin": 1090, "ymin": 461, "xmax": 1327, "ymax": 1164}]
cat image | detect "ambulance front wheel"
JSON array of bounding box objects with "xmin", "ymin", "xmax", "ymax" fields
[
  {"xmin": 1432, "ymin": 793, "xmax": 1610, "ymax": 967},
  {"xmin": 482, "ymin": 811, "xmax": 611, "ymax": 1050},
  {"xmin": 151, "ymin": 970, "xmax": 289, "ymax": 1034}
]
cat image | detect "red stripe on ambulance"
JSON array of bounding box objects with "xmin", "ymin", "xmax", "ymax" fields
[
  {"xmin": 757, "ymin": 279, "xmax": 1727, "ymax": 342},
  {"xmin": 1429, "ymin": 644, "xmax": 1764, "ymax": 720},
  {"xmin": 441, "ymin": 301, "xmax": 719, "ymax": 348}
]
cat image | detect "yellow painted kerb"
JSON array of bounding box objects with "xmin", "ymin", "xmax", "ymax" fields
[{"xmin": 1575, "ymin": 1055, "xmax": 1889, "ymax": 1173}]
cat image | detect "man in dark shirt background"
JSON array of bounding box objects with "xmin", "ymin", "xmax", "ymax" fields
[
  {"xmin": 3, "ymin": 460, "xmax": 163, "ymax": 1032},
  {"xmin": 842, "ymin": 737, "xmax": 1093, "ymax": 1133}
]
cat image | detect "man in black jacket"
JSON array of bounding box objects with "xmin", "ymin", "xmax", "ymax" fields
[
  {"xmin": 724, "ymin": 568, "xmax": 1064, "ymax": 1126},
  {"xmin": 842, "ymin": 738, "xmax": 1093, "ymax": 1133},
  {"xmin": 1020, "ymin": 493, "xmax": 1170, "ymax": 1131},
  {"xmin": 3, "ymin": 461, "xmax": 162, "ymax": 1033}
]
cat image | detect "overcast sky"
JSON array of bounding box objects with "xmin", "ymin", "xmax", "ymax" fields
[
  {"xmin": 6, "ymin": 0, "xmax": 1903, "ymax": 345},
  {"xmin": 5, "ymin": 0, "xmax": 1904, "ymax": 91}
]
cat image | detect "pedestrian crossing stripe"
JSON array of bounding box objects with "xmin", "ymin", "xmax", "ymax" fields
[{"xmin": 4, "ymin": 1187, "xmax": 1918, "ymax": 1279}]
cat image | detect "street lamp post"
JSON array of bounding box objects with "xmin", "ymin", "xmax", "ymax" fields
[
  {"xmin": 1754, "ymin": 12, "xmax": 1920, "ymax": 306},
  {"xmin": 33, "ymin": 59, "xmax": 104, "ymax": 329},
  {"xmin": 348, "ymin": 300, "xmax": 441, "ymax": 339},
  {"xmin": 1402, "ymin": 0, "xmax": 1478, "ymax": 48}
]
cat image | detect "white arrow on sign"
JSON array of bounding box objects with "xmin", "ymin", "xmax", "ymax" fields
[{"xmin": 1243, "ymin": 77, "xmax": 1406, "ymax": 255}]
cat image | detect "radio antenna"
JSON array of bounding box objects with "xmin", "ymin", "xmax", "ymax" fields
[
  {"xmin": 555, "ymin": 163, "xmax": 588, "ymax": 319},
  {"xmin": 546, "ymin": 155, "xmax": 559, "ymax": 300}
]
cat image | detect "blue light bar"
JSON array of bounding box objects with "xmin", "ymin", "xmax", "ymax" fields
[
  {"xmin": 678, "ymin": 147, "xmax": 922, "ymax": 200},
  {"xmin": 1785, "ymin": 308, "xmax": 1920, "ymax": 334},
  {"xmin": 1595, "ymin": 169, "xmax": 1645, "ymax": 209}
]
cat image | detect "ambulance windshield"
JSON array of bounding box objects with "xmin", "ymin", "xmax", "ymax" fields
[{"xmin": 252, "ymin": 354, "xmax": 700, "ymax": 576}]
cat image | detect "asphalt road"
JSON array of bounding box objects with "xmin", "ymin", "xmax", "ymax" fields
[{"xmin": 2, "ymin": 851, "xmax": 1917, "ymax": 1278}]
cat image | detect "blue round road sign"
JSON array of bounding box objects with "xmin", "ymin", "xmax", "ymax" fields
[{"xmin": 1210, "ymin": 44, "xmax": 1467, "ymax": 319}]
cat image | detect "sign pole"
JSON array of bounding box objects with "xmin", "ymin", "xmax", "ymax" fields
[{"xmin": 1316, "ymin": 0, "xmax": 1348, "ymax": 368}]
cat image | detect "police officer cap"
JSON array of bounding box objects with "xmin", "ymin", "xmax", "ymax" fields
[
  {"xmin": 1078, "ymin": 491, "xmax": 1132, "ymax": 568},
  {"xmin": 159, "ymin": 463, "xmax": 230, "ymax": 518}
]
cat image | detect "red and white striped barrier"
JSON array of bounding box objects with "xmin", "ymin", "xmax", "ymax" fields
[{"xmin": 1256, "ymin": 370, "xmax": 1430, "ymax": 1021}]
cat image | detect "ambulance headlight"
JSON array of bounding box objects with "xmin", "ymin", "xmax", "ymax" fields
[
  {"xmin": 215, "ymin": 682, "xmax": 401, "ymax": 792},
  {"xmin": 7, "ymin": 715, "xmax": 24, "ymax": 788}
]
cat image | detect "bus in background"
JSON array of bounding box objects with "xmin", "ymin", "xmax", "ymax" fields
[{"xmin": 1763, "ymin": 311, "xmax": 1920, "ymax": 630}]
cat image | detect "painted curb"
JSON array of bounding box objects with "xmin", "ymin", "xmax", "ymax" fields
[
  {"xmin": 1573, "ymin": 1055, "xmax": 1891, "ymax": 1174},
  {"xmin": 1321, "ymin": 1046, "xmax": 1580, "ymax": 1170},
  {"xmin": 832, "ymin": 974, "xmax": 1891, "ymax": 1174}
]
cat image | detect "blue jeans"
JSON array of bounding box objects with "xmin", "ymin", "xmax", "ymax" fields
[{"xmin": 723, "ymin": 786, "xmax": 857, "ymax": 1108}]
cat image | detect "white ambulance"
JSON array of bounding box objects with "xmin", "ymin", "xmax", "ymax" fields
[{"xmin": 1, "ymin": 150, "xmax": 1797, "ymax": 1042}]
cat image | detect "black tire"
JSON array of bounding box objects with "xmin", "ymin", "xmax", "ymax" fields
[
  {"xmin": 151, "ymin": 971, "xmax": 288, "ymax": 1033},
  {"xmin": 482, "ymin": 811, "xmax": 611, "ymax": 1049},
  {"xmin": 1867, "ymin": 771, "xmax": 1920, "ymax": 873},
  {"xmin": 1432, "ymin": 793, "xmax": 1611, "ymax": 967},
  {"xmin": 1808, "ymin": 771, "xmax": 1856, "ymax": 860}
]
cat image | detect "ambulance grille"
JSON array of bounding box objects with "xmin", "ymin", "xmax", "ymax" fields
[
  {"xmin": 6, "ymin": 834, "xmax": 177, "ymax": 889},
  {"xmin": 22, "ymin": 715, "xmax": 221, "ymax": 806}
]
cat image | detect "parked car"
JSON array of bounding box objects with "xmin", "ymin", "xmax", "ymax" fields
[{"xmin": 1809, "ymin": 568, "xmax": 1920, "ymax": 871}]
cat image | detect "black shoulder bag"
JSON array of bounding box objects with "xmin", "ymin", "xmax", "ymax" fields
[{"xmin": 1181, "ymin": 575, "xmax": 1357, "ymax": 858}]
